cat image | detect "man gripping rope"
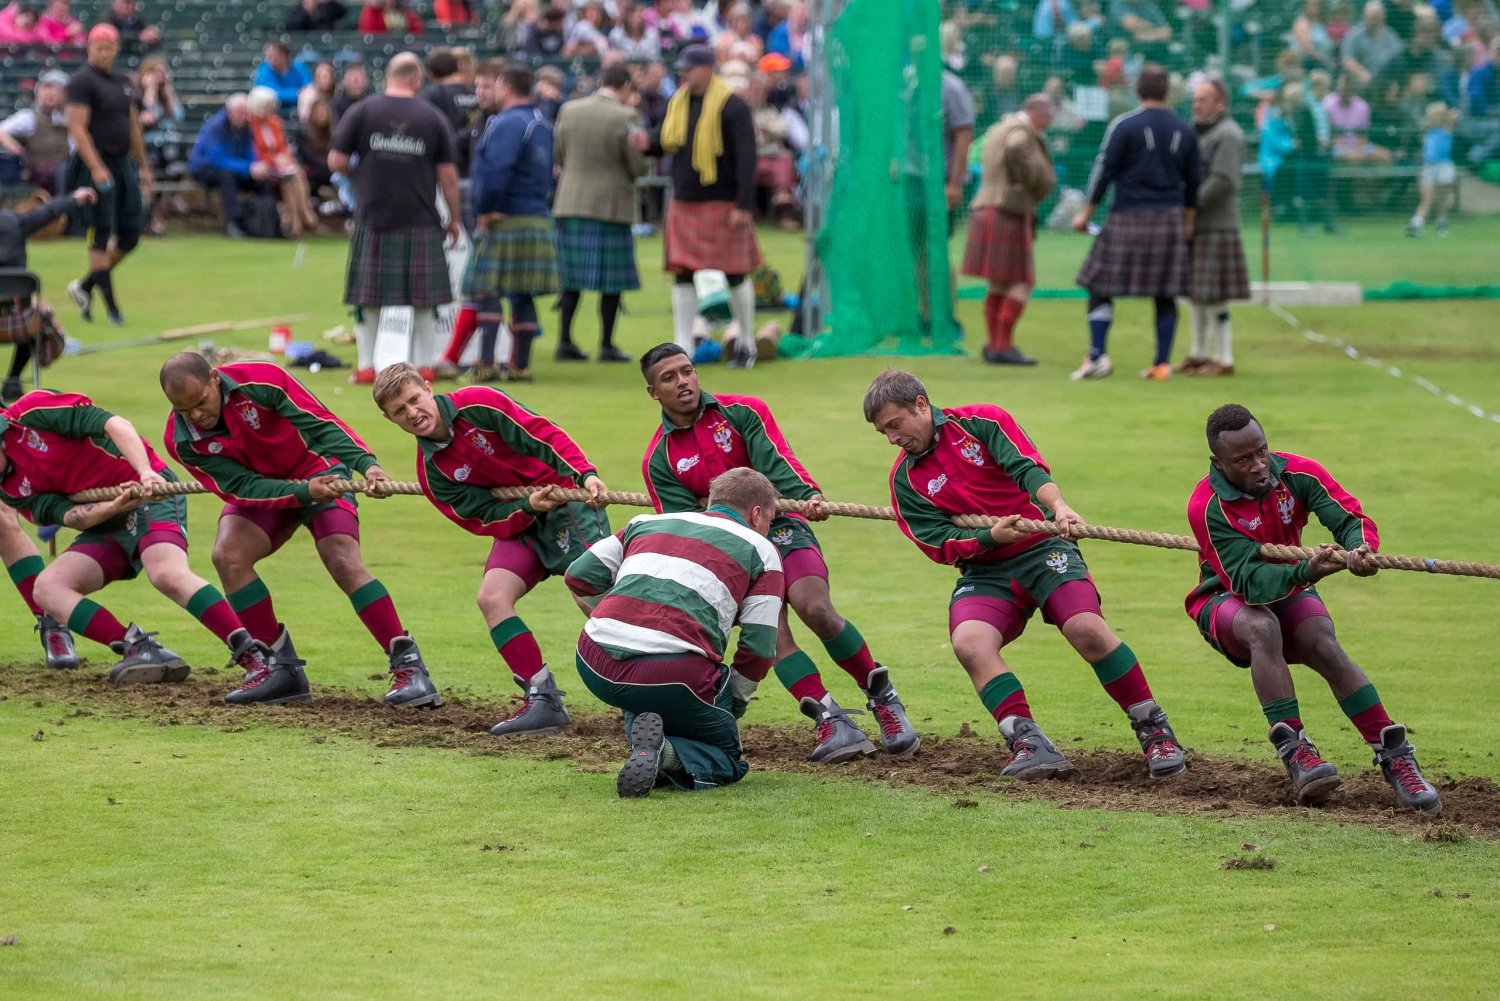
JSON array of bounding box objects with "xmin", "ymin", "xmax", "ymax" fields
[
  {"xmin": 0, "ymin": 390, "xmax": 274, "ymax": 686},
  {"xmin": 1186, "ymin": 404, "xmax": 1440, "ymax": 811},
  {"xmin": 640, "ymin": 343, "xmax": 918, "ymax": 762},
  {"xmin": 863, "ymin": 369, "xmax": 1186, "ymax": 781},
  {"xmin": 159, "ymin": 353, "xmax": 437, "ymax": 707},
  {"xmin": 372, "ymin": 362, "xmax": 610, "ymax": 735}
]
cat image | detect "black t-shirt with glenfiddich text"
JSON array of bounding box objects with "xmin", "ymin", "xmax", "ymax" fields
[
  {"xmin": 66, "ymin": 63, "xmax": 135, "ymax": 158},
  {"xmin": 331, "ymin": 94, "xmax": 456, "ymax": 231}
]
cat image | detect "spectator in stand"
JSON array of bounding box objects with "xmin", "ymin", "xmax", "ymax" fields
[
  {"xmin": 611, "ymin": 5, "xmax": 662, "ymax": 61},
  {"xmin": 1408, "ymin": 100, "xmax": 1458, "ymax": 234},
  {"xmin": 285, "ymin": 0, "xmax": 348, "ymax": 31},
  {"xmin": 633, "ymin": 59, "xmax": 669, "ymax": 128},
  {"xmin": 714, "ymin": 4, "xmax": 762, "ymax": 64},
  {"xmin": 1341, "ymin": 1, "xmax": 1404, "ymax": 87},
  {"xmin": 1326, "ymin": 72, "xmax": 1392, "ymax": 161},
  {"xmin": 187, "ymin": 93, "xmax": 276, "ymax": 239},
  {"xmin": 645, "ymin": 0, "xmax": 694, "ymax": 51},
  {"xmin": 741, "ymin": 71, "xmax": 800, "ymax": 230},
  {"xmin": 298, "ymin": 60, "xmax": 337, "ymax": 126},
  {"xmin": 419, "ymin": 48, "xmax": 477, "ymax": 137},
  {"xmin": 1034, "ymin": 0, "xmax": 1080, "ymax": 40},
  {"xmin": 1284, "ymin": 80, "xmax": 1340, "ymax": 231},
  {"xmin": 765, "ymin": 1, "xmax": 806, "ymax": 69},
  {"xmin": 526, "ymin": 5, "xmax": 566, "ymax": 56},
  {"xmin": 247, "ymin": 86, "xmax": 320, "ymax": 238},
  {"xmin": 0, "ymin": 70, "xmax": 70, "ymax": 192},
  {"xmin": 1290, "ymin": 0, "xmax": 1337, "ymax": 69},
  {"xmin": 992, "ymin": 54, "xmax": 1023, "ymax": 118},
  {"xmin": 332, "ymin": 62, "xmax": 369, "ymax": 122},
  {"xmin": 699, "ymin": 0, "xmax": 734, "ymax": 38},
  {"xmin": 358, "ymin": 0, "xmax": 423, "ymax": 35},
  {"xmin": 500, "ymin": 0, "xmax": 539, "ymax": 50},
  {"xmin": 135, "ymin": 56, "xmax": 184, "ymax": 234},
  {"xmin": 1458, "ymin": 36, "xmax": 1500, "ymax": 162},
  {"xmin": 432, "ymin": 0, "xmax": 474, "ymax": 27},
  {"xmin": 0, "ymin": 3, "xmax": 44, "ymax": 43},
  {"xmin": 1369, "ymin": 75, "xmax": 1418, "ymax": 157},
  {"xmin": 253, "ymin": 42, "xmax": 312, "ymax": 112},
  {"xmin": 103, "ymin": 0, "xmax": 160, "ymax": 50},
  {"xmin": 564, "ymin": 1, "xmax": 610, "ymax": 57},
  {"xmin": 1386, "ymin": 0, "xmax": 1418, "ymax": 38},
  {"xmin": 534, "ymin": 65, "xmax": 565, "ymax": 123},
  {"xmin": 36, "ymin": 0, "xmax": 83, "ymax": 44},
  {"xmin": 1306, "ymin": 68, "xmax": 1334, "ymax": 146},
  {"xmin": 1401, "ymin": 17, "xmax": 1454, "ymax": 84},
  {"xmin": 299, "ymin": 97, "xmax": 339, "ymax": 203},
  {"xmin": 1064, "ymin": 21, "xmax": 1102, "ymax": 69},
  {"xmin": 1442, "ymin": 0, "xmax": 1485, "ymax": 48},
  {"xmin": 1110, "ymin": 0, "xmax": 1172, "ymax": 46}
]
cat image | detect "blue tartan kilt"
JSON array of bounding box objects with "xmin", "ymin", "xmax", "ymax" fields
[
  {"xmin": 461, "ymin": 216, "xmax": 560, "ymax": 298},
  {"xmin": 555, "ymin": 217, "xmax": 640, "ymax": 293}
]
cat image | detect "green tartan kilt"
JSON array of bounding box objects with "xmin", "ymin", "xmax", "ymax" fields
[
  {"xmin": 555, "ymin": 217, "xmax": 640, "ymax": 293},
  {"xmin": 462, "ymin": 216, "xmax": 560, "ymax": 298},
  {"xmin": 343, "ymin": 224, "xmax": 453, "ymax": 309}
]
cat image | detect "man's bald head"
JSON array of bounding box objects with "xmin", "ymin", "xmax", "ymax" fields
[
  {"xmin": 160, "ymin": 351, "xmax": 214, "ymax": 394},
  {"xmin": 386, "ymin": 51, "xmax": 423, "ymax": 89},
  {"xmin": 1022, "ymin": 93, "xmax": 1054, "ymax": 128},
  {"xmin": 160, "ymin": 353, "xmax": 225, "ymax": 432}
]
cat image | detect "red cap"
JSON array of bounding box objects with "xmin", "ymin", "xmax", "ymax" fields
[{"xmin": 758, "ymin": 53, "xmax": 792, "ymax": 73}]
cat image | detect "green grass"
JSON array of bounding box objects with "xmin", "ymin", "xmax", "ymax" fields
[{"xmin": 3, "ymin": 231, "xmax": 1499, "ymax": 998}]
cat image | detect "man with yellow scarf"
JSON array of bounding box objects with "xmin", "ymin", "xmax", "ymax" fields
[{"xmin": 632, "ymin": 45, "xmax": 763, "ymax": 369}]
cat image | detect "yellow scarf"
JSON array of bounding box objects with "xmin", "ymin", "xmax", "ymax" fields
[{"xmin": 660, "ymin": 75, "xmax": 731, "ymax": 187}]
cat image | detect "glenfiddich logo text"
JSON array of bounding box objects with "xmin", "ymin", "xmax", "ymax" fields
[{"xmin": 370, "ymin": 132, "xmax": 427, "ymax": 155}]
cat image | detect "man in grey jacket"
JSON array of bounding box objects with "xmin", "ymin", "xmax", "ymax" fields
[
  {"xmin": 552, "ymin": 63, "xmax": 649, "ymax": 363},
  {"xmin": 1180, "ymin": 78, "xmax": 1248, "ymax": 378}
]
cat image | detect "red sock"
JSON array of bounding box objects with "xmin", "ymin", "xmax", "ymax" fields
[
  {"xmin": 996, "ymin": 296, "xmax": 1026, "ymax": 351},
  {"xmin": 788, "ymin": 674, "xmax": 827, "ymax": 703},
  {"xmin": 834, "ymin": 649, "xmax": 877, "ymax": 688},
  {"xmin": 1348, "ymin": 704, "xmax": 1395, "ymax": 744},
  {"xmin": 1277, "ymin": 716, "xmax": 1305, "ymax": 732},
  {"xmin": 356, "ymin": 595, "xmax": 404, "ymax": 650},
  {"xmin": 188, "ymin": 588, "xmax": 244, "ymax": 645},
  {"xmin": 67, "ymin": 599, "xmax": 129, "ymax": 648},
  {"xmin": 227, "ymin": 581, "xmax": 279, "ymax": 643},
  {"xmin": 9, "ymin": 556, "xmax": 44, "ymax": 615},
  {"xmin": 443, "ymin": 305, "xmax": 478, "ymax": 365},
  {"xmin": 984, "ymin": 293, "xmax": 1004, "ymax": 350},
  {"xmin": 1103, "ymin": 666, "xmax": 1153, "ymax": 712},
  {"xmin": 991, "ymin": 689, "xmax": 1031, "ymax": 723},
  {"xmin": 498, "ymin": 632, "xmax": 545, "ymax": 682}
]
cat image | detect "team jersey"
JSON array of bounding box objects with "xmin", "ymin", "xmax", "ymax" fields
[
  {"xmin": 1185, "ymin": 451, "xmax": 1378, "ymax": 616},
  {"xmin": 416, "ymin": 386, "xmax": 598, "ymax": 540},
  {"xmin": 0, "ymin": 390, "xmax": 167, "ymax": 527},
  {"xmin": 889, "ymin": 403, "xmax": 1057, "ymax": 567},
  {"xmin": 164, "ymin": 362, "xmax": 377, "ymax": 509},
  {"xmin": 642, "ymin": 392, "xmax": 820, "ymax": 516},
  {"xmin": 564, "ymin": 508, "xmax": 784, "ymax": 677}
]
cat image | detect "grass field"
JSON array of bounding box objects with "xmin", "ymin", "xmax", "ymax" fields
[{"xmin": 2, "ymin": 228, "xmax": 1498, "ymax": 999}]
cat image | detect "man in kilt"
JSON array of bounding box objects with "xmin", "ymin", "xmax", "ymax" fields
[
  {"xmin": 330, "ymin": 51, "xmax": 462, "ymax": 385},
  {"xmin": 962, "ymin": 93, "xmax": 1055, "ymax": 366},
  {"xmin": 462, "ymin": 64, "xmax": 559, "ymax": 383},
  {"xmin": 1178, "ymin": 79, "xmax": 1248, "ymax": 378},
  {"xmin": 632, "ymin": 44, "xmax": 763, "ymax": 369},
  {"xmin": 552, "ymin": 63, "xmax": 650, "ymax": 364},
  {"xmin": 1071, "ymin": 65, "xmax": 1200, "ymax": 382}
]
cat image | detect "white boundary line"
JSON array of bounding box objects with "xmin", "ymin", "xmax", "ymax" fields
[{"xmin": 1269, "ymin": 303, "xmax": 1500, "ymax": 426}]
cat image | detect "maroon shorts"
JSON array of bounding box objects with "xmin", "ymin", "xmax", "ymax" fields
[
  {"xmin": 483, "ymin": 537, "xmax": 548, "ymax": 592},
  {"xmin": 71, "ymin": 527, "xmax": 187, "ymax": 585},
  {"xmin": 781, "ymin": 546, "xmax": 830, "ymax": 592},
  {"xmin": 221, "ymin": 498, "xmax": 359, "ymax": 552},
  {"xmin": 1198, "ymin": 590, "xmax": 1331, "ymax": 668},
  {"xmin": 949, "ymin": 578, "xmax": 1102, "ymax": 645}
]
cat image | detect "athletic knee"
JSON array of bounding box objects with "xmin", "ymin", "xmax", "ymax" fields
[
  {"xmin": 210, "ymin": 542, "xmax": 254, "ymax": 581},
  {"xmin": 795, "ymin": 597, "xmax": 841, "ymax": 638},
  {"xmin": 1061, "ymin": 614, "xmax": 1115, "ymax": 662},
  {"xmin": 1237, "ymin": 607, "xmax": 1283, "ymax": 650},
  {"xmin": 33, "ymin": 568, "xmax": 75, "ymax": 608}
]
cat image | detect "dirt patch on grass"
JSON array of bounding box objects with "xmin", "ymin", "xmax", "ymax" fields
[{"xmin": 6, "ymin": 665, "xmax": 1499, "ymax": 839}]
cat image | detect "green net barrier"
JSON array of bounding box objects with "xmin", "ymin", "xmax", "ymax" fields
[{"xmin": 811, "ymin": 0, "xmax": 963, "ymax": 356}]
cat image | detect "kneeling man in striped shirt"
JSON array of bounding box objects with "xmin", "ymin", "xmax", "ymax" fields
[{"xmin": 564, "ymin": 468, "xmax": 784, "ymax": 797}]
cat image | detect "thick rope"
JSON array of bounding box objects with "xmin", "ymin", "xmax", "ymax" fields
[{"xmin": 64, "ymin": 480, "xmax": 1500, "ymax": 580}]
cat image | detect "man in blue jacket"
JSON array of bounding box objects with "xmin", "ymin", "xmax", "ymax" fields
[
  {"xmin": 251, "ymin": 42, "xmax": 311, "ymax": 110},
  {"xmin": 188, "ymin": 94, "xmax": 272, "ymax": 238},
  {"xmin": 460, "ymin": 64, "xmax": 558, "ymax": 383}
]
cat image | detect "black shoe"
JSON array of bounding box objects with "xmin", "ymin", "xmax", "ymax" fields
[
  {"xmin": 385, "ymin": 635, "xmax": 443, "ymax": 708},
  {"xmin": 618, "ymin": 712, "xmax": 666, "ymax": 798},
  {"xmin": 36, "ymin": 613, "xmax": 79, "ymax": 669},
  {"xmin": 490, "ymin": 666, "xmax": 572, "ymax": 736},
  {"xmin": 1270, "ymin": 722, "xmax": 1341, "ymax": 805},
  {"xmin": 597, "ymin": 345, "xmax": 631, "ymax": 363},
  {"xmin": 997, "ymin": 715, "xmax": 1076, "ymax": 780},
  {"xmin": 225, "ymin": 222, "xmax": 247, "ymax": 239},
  {"xmin": 1128, "ymin": 699, "xmax": 1187, "ymax": 779},
  {"xmin": 1, "ymin": 377, "xmax": 23, "ymax": 405},
  {"xmin": 226, "ymin": 626, "xmax": 310, "ymax": 705},
  {"xmin": 983, "ymin": 346, "xmax": 1038, "ymax": 366},
  {"xmin": 107, "ymin": 309, "xmax": 125, "ymax": 326},
  {"xmin": 1371, "ymin": 723, "xmax": 1442, "ymax": 813},
  {"xmin": 109, "ymin": 624, "xmax": 190, "ymax": 686},
  {"xmin": 66, "ymin": 279, "xmax": 92, "ymax": 322},
  {"xmin": 554, "ymin": 341, "xmax": 589, "ymax": 361}
]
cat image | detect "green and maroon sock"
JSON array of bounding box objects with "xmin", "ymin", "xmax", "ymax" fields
[
  {"xmin": 66, "ymin": 598, "xmax": 129, "ymax": 649},
  {"xmin": 491, "ymin": 616, "xmax": 544, "ymax": 682},
  {"xmin": 7, "ymin": 554, "xmax": 45, "ymax": 616},
  {"xmin": 186, "ymin": 584, "xmax": 244, "ymax": 646},
  {"xmin": 1091, "ymin": 642, "xmax": 1153, "ymax": 712},
  {"xmin": 821, "ymin": 619, "xmax": 877, "ymax": 689},
  {"xmin": 349, "ymin": 579, "xmax": 405, "ymax": 651},
  {"xmin": 980, "ymin": 672, "xmax": 1031, "ymax": 723},
  {"xmin": 227, "ymin": 578, "xmax": 279, "ymax": 643},
  {"xmin": 774, "ymin": 651, "xmax": 829, "ymax": 703},
  {"xmin": 1338, "ymin": 684, "xmax": 1394, "ymax": 744},
  {"xmin": 1261, "ymin": 697, "xmax": 1302, "ymax": 733}
]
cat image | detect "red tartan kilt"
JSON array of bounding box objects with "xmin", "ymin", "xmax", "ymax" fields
[
  {"xmin": 663, "ymin": 199, "xmax": 764, "ymax": 275},
  {"xmin": 962, "ymin": 206, "xmax": 1035, "ymax": 287}
]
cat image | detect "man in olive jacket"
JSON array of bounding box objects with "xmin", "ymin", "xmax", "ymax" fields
[
  {"xmin": 1179, "ymin": 78, "xmax": 1248, "ymax": 378},
  {"xmin": 552, "ymin": 63, "xmax": 650, "ymax": 363},
  {"xmin": 961, "ymin": 94, "xmax": 1056, "ymax": 366}
]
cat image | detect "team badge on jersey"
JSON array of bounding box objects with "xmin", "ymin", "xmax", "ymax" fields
[
  {"xmin": 23, "ymin": 428, "xmax": 47, "ymax": 452},
  {"xmin": 555, "ymin": 528, "xmax": 573, "ymax": 553},
  {"xmin": 711, "ymin": 422, "xmax": 733, "ymax": 453},
  {"xmin": 1237, "ymin": 516, "xmax": 1263, "ymax": 531},
  {"xmin": 676, "ymin": 454, "xmax": 700, "ymax": 474},
  {"xmin": 770, "ymin": 527, "xmax": 793, "ymax": 546},
  {"xmin": 125, "ymin": 510, "xmax": 139, "ymax": 535},
  {"xmin": 18, "ymin": 475, "xmax": 31, "ymax": 497},
  {"xmin": 208, "ymin": 441, "xmax": 223, "ymax": 454},
  {"xmin": 926, "ymin": 473, "xmax": 948, "ymax": 497},
  {"xmin": 957, "ymin": 437, "xmax": 984, "ymax": 467},
  {"xmin": 453, "ymin": 464, "xmax": 471, "ymax": 482},
  {"xmin": 237, "ymin": 400, "xmax": 262, "ymax": 430},
  {"xmin": 469, "ymin": 430, "xmax": 494, "ymax": 455},
  {"xmin": 1045, "ymin": 551, "xmax": 1070, "ymax": 574},
  {"xmin": 1277, "ymin": 491, "xmax": 1296, "ymax": 526}
]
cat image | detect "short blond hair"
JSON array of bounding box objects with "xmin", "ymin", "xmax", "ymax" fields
[
  {"xmin": 372, "ymin": 362, "xmax": 425, "ymax": 411},
  {"xmin": 707, "ymin": 468, "xmax": 777, "ymax": 517}
]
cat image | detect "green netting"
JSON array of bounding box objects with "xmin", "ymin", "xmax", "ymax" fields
[{"xmin": 812, "ymin": 0, "xmax": 962, "ymax": 356}]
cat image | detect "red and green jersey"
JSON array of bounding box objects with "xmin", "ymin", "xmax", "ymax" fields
[
  {"xmin": 164, "ymin": 362, "xmax": 377, "ymax": 509},
  {"xmin": 416, "ymin": 386, "xmax": 598, "ymax": 540},
  {"xmin": 0, "ymin": 390, "xmax": 167, "ymax": 527},
  {"xmin": 889, "ymin": 403, "xmax": 1056, "ymax": 567},
  {"xmin": 1185, "ymin": 451, "xmax": 1378, "ymax": 616},
  {"xmin": 564, "ymin": 508, "xmax": 784, "ymax": 676},
  {"xmin": 642, "ymin": 392, "xmax": 820, "ymax": 517}
]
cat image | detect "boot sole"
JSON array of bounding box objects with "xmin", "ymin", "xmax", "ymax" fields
[
  {"xmin": 810, "ymin": 738, "xmax": 878, "ymax": 764},
  {"xmin": 1149, "ymin": 760, "xmax": 1189, "ymax": 781},
  {"xmin": 225, "ymin": 691, "xmax": 312, "ymax": 706},
  {"xmin": 386, "ymin": 692, "xmax": 445, "ymax": 709},
  {"xmin": 618, "ymin": 713, "xmax": 665, "ymax": 798},
  {"xmin": 110, "ymin": 662, "xmax": 191, "ymax": 687},
  {"xmin": 1295, "ymin": 773, "xmax": 1343, "ymax": 806},
  {"xmin": 489, "ymin": 722, "xmax": 572, "ymax": 738},
  {"xmin": 1006, "ymin": 760, "xmax": 1078, "ymax": 781},
  {"xmin": 881, "ymin": 735, "xmax": 922, "ymax": 756},
  {"xmin": 46, "ymin": 659, "xmax": 81, "ymax": 671}
]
